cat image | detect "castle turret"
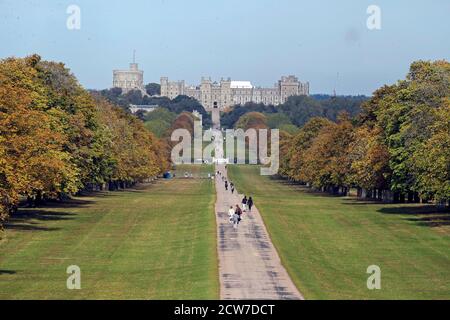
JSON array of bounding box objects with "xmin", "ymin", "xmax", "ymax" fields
[
  {"xmin": 113, "ymin": 56, "xmax": 145, "ymax": 95},
  {"xmin": 160, "ymin": 77, "xmax": 169, "ymax": 97},
  {"xmin": 129, "ymin": 63, "xmax": 139, "ymax": 71}
]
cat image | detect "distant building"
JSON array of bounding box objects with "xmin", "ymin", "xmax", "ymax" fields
[
  {"xmin": 160, "ymin": 75, "xmax": 309, "ymax": 111},
  {"xmin": 113, "ymin": 58, "xmax": 148, "ymax": 96},
  {"xmin": 129, "ymin": 104, "xmax": 158, "ymax": 114}
]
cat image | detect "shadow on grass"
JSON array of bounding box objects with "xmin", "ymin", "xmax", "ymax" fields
[
  {"xmin": 5, "ymin": 208, "xmax": 75, "ymax": 232},
  {"xmin": 4, "ymin": 222, "xmax": 61, "ymax": 232},
  {"xmin": 378, "ymin": 206, "xmax": 450, "ymax": 215},
  {"xmin": 6, "ymin": 183, "xmax": 158, "ymax": 234},
  {"xmin": 406, "ymin": 215, "xmax": 450, "ymax": 227},
  {"xmin": 269, "ymin": 177, "xmax": 351, "ymax": 197},
  {"xmin": 0, "ymin": 270, "xmax": 17, "ymax": 275},
  {"xmin": 378, "ymin": 206, "xmax": 450, "ymax": 228},
  {"xmin": 341, "ymin": 198, "xmax": 385, "ymax": 206},
  {"xmin": 99, "ymin": 182, "xmax": 159, "ymax": 193},
  {"xmin": 269, "ymin": 176, "xmax": 299, "ymax": 185},
  {"xmin": 20, "ymin": 196, "xmax": 96, "ymax": 209},
  {"xmin": 270, "ymin": 175, "xmax": 450, "ymax": 228},
  {"xmin": 113, "ymin": 188, "xmax": 148, "ymax": 193},
  {"xmin": 39, "ymin": 199, "xmax": 94, "ymax": 208}
]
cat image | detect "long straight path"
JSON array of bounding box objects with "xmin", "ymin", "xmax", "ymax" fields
[{"xmin": 214, "ymin": 164, "xmax": 304, "ymax": 300}]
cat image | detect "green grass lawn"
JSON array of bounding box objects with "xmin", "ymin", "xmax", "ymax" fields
[
  {"xmin": 0, "ymin": 165, "xmax": 218, "ymax": 299},
  {"xmin": 228, "ymin": 165, "xmax": 450, "ymax": 300}
]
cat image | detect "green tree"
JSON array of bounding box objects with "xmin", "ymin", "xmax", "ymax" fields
[
  {"xmin": 410, "ymin": 100, "xmax": 450, "ymax": 202},
  {"xmin": 374, "ymin": 60, "xmax": 450, "ymax": 199},
  {"xmin": 145, "ymin": 107, "xmax": 177, "ymax": 124},
  {"xmin": 266, "ymin": 113, "xmax": 293, "ymax": 129},
  {"xmin": 145, "ymin": 119, "xmax": 171, "ymax": 138},
  {"xmin": 235, "ymin": 112, "xmax": 268, "ymax": 130},
  {"xmin": 348, "ymin": 126, "xmax": 390, "ymax": 193},
  {"xmin": 284, "ymin": 117, "xmax": 332, "ymax": 181},
  {"xmin": 145, "ymin": 83, "xmax": 161, "ymax": 96}
]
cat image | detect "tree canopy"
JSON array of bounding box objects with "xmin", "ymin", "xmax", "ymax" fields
[
  {"xmin": 279, "ymin": 60, "xmax": 449, "ymax": 204},
  {"xmin": 221, "ymin": 95, "xmax": 366, "ymax": 129},
  {"xmin": 0, "ymin": 55, "xmax": 168, "ymax": 237},
  {"xmin": 145, "ymin": 83, "xmax": 161, "ymax": 96},
  {"xmin": 93, "ymin": 89, "xmax": 212, "ymax": 128},
  {"xmin": 235, "ymin": 112, "xmax": 269, "ymax": 130}
]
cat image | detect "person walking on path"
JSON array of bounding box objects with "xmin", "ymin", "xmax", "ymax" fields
[
  {"xmin": 228, "ymin": 206, "xmax": 235, "ymax": 224},
  {"xmin": 231, "ymin": 185, "xmax": 235, "ymax": 194},
  {"xmin": 235, "ymin": 204, "xmax": 243, "ymax": 222},
  {"xmin": 247, "ymin": 196, "xmax": 254, "ymax": 212},
  {"xmin": 232, "ymin": 211, "xmax": 240, "ymax": 229},
  {"xmin": 242, "ymin": 196, "xmax": 248, "ymax": 212},
  {"xmin": 225, "ymin": 181, "xmax": 228, "ymax": 191}
]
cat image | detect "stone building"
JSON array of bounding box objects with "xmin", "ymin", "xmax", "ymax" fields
[
  {"xmin": 128, "ymin": 104, "xmax": 158, "ymax": 114},
  {"xmin": 113, "ymin": 61, "xmax": 147, "ymax": 96},
  {"xmin": 160, "ymin": 75, "xmax": 309, "ymax": 110}
]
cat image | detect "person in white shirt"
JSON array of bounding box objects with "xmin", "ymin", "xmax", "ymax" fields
[{"xmin": 228, "ymin": 206, "xmax": 235, "ymax": 224}]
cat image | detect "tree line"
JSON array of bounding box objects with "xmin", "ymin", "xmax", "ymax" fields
[
  {"xmin": 93, "ymin": 87, "xmax": 212, "ymax": 128},
  {"xmin": 221, "ymin": 94, "xmax": 366, "ymax": 129},
  {"xmin": 277, "ymin": 60, "xmax": 449, "ymax": 205},
  {"xmin": 90, "ymin": 82, "xmax": 161, "ymax": 108},
  {"xmin": 0, "ymin": 55, "xmax": 170, "ymax": 237}
]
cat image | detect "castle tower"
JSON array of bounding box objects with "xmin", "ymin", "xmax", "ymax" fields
[
  {"xmin": 113, "ymin": 53, "xmax": 146, "ymax": 95},
  {"xmin": 200, "ymin": 77, "xmax": 212, "ymax": 110},
  {"xmin": 160, "ymin": 77, "xmax": 169, "ymax": 97},
  {"xmin": 220, "ymin": 77, "xmax": 232, "ymax": 109},
  {"xmin": 279, "ymin": 75, "xmax": 303, "ymax": 103}
]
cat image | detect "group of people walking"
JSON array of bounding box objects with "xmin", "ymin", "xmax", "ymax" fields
[
  {"xmin": 225, "ymin": 181, "xmax": 235, "ymax": 194},
  {"xmin": 241, "ymin": 195, "xmax": 254, "ymax": 212},
  {"xmin": 228, "ymin": 195, "xmax": 254, "ymax": 229},
  {"xmin": 218, "ymin": 172, "xmax": 235, "ymax": 194},
  {"xmin": 217, "ymin": 170, "xmax": 236, "ymax": 194},
  {"xmin": 217, "ymin": 169, "xmax": 254, "ymax": 229}
]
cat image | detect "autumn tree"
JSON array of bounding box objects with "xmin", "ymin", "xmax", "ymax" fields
[
  {"xmin": 282, "ymin": 60, "xmax": 449, "ymax": 203},
  {"xmin": 283, "ymin": 117, "xmax": 332, "ymax": 181},
  {"xmin": 0, "ymin": 56, "xmax": 79, "ymax": 207},
  {"xmin": 370, "ymin": 60, "xmax": 450, "ymax": 201},
  {"xmin": 0, "ymin": 55, "xmax": 168, "ymax": 235},
  {"xmin": 410, "ymin": 99, "xmax": 450, "ymax": 203},
  {"xmin": 301, "ymin": 114, "xmax": 355, "ymax": 193},
  {"xmin": 235, "ymin": 112, "xmax": 269, "ymax": 131},
  {"xmin": 347, "ymin": 126, "xmax": 391, "ymax": 198}
]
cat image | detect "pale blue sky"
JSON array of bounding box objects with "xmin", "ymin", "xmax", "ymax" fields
[{"xmin": 1, "ymin": 0, "xmax": 449, "ymax": 95}]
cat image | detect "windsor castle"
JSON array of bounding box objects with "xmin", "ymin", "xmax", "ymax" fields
[
  {"xmin": 113, "ymin": 60, "xmax": 310, "ymax": 111},
  {"xmin": 161, "ymin": 75, "xmax": 309, "ymax": 111}
]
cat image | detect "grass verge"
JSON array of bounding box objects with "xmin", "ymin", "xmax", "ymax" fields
[{"xmin": 228, "ymin": 165, "xmax": 450, "ymax": 299}]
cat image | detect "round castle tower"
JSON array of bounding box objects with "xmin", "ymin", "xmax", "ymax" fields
[{"xmin": 112, "ymin": 54, "xmax": 146, "ymax": 95}]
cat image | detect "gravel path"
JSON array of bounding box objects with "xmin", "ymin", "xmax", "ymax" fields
[{"xmin": 214, "ymin": 164, "xmax": 304, "ymax": 300}]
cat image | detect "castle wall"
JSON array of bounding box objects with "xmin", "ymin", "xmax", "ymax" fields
[
  {"xmin": 160, "ymin": 75, "xmax": 309, "ymax": 110},
  {"xmin": 113, "ymin": 63, "xmax": 145, "ymax": 95}
]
